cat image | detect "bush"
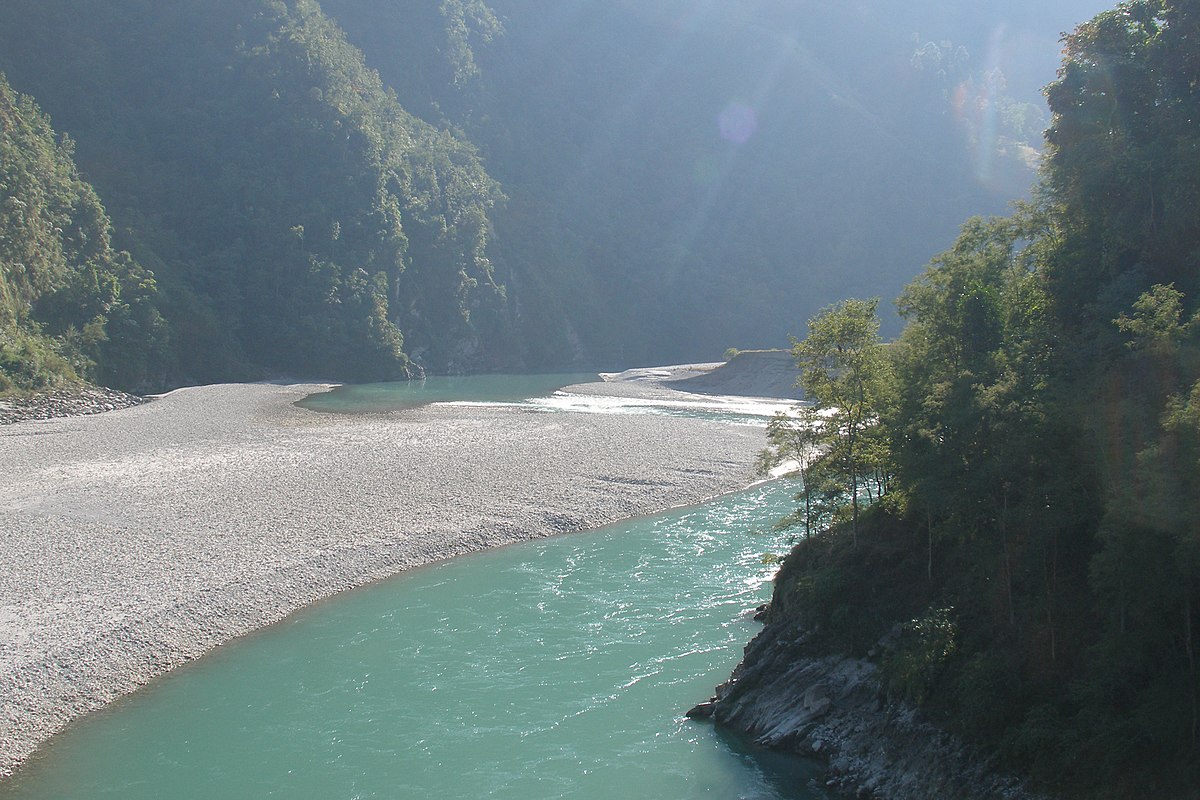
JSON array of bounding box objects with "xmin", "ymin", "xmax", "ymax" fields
[{"xmin": 880, "ymin": 606, "xmax": 958, "ymax": 705}]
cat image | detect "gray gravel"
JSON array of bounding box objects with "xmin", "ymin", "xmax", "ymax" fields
[
  {"xmin": 0, "ymin": 386, "xmax": 148, "ymax": 425},
  {"xmin": 0, "ymin": 379, "xmax": 766, "ymax": 776}
]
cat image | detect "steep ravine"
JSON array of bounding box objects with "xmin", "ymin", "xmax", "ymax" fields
[{"xmin": 693, "ymin": 598, "xmax": 1048, "ymax": 799}]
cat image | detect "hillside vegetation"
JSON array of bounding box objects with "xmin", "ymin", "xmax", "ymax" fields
[
  {"xmin": 329, "ymin": 0, "xmax": 1098, "ymax": 364},
  {"xmin": 0, "ymin": 75, "xmax": 165, "ymax": 392},
  {"xmin": 0, "ymin": 0, "xmax": 504, "ymax": 387},
  {"xmin": 0, "ymin": 0, "xmax": 1108, "ymax": 390},
  {"xmin": 757, "ymin": 2, "xmax": 1200, "ymax": 796}
]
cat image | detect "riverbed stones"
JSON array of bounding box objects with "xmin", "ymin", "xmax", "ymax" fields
[
  {"xmin": 0, "ymin": 378, "xmax": 766, "ymax": 777},
  {"xmin": 0, "ymin": 385, "xmax": 147, "ymax": 425}
]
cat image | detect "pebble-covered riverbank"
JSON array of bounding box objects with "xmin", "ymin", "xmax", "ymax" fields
[
  {"xmin": 0, "ymin": 378, "xmax": 766, "ymax": 777},
  {"xmin": 0, "ymin": 386, "xmax": 148, "ymax": 425}
]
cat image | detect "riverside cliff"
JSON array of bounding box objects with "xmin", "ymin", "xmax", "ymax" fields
[
  {"xmin": 689, "ymin": 514, "xmax": 1049, "ymax": 800},
  {"xmin": 695, "ymin": 610, "xmax": 1045, "ymax": 800},
  {"xmin": 688, "ymin": 3, "xmax": 1200, "ymax": 797}
]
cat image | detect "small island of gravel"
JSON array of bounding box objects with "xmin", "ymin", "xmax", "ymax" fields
[{"xmin": 0, "ymin": 372, "xmax": 777, "ymax": 776}]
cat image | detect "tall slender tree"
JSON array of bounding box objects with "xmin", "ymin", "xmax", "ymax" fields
[{"xmin": 791, "ymin": 297, "xmax": 894, "ymax": 546}]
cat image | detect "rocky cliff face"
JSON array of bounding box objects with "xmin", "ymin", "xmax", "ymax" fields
[{"xmin": 693, "ymin": 615, "xmax": 1048, "ymax": 800}]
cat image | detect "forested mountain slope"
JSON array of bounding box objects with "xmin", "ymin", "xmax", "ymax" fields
[
  {"xmin": 1, "ymin": 0, "xmax": 1112, "ymax": 388},
  {"xmin": 0, "ymin": 0, "xmax": 505, "ymax": 386},
  {"xmin": 0, "ymin": 74, "xmax": 165, "ymax": 392},
  {"xmin": 326, "ymin": 0, "xmax": 1109, "ymax": 365},
  {"xmin": 729, "ymin": 2, "xmax": 1200, "ymax": 797}
]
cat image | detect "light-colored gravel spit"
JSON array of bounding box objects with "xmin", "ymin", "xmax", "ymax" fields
[{"xmin": 0, "ymin": 379, "xmax": 767, "ymax": 776}]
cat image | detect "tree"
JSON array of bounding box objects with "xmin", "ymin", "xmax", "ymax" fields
[
  {"xmin": 790, "ymin": 297, "xmax": 894, "ymax": 546},
  {"xmin": 0, "ymin": 72, "xmax": 166, "ymax": 392},
  {"xmin": 1114, "ymin": 282, "xmax": 1197, "ymax": 353},
  {"xmin": 1091, "ymin": 284, "xmax": 1200, "ymax": 758},
  {"xmin": 759, "ymin": 405, "xmax": 831, "ymax": 541}
]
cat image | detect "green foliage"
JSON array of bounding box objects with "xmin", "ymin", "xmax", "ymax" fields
[
  {"xmin": 324, "ymin": 0, "xmax": 1052, "ymax": 367},
  {"xmin": 0, "ymin": 0, "xmax": 505, "ymax": 384},
  {"xmin": 880, "ymin": 606, "xmax": 959, "ymax": 705},
  {"xmin": 1114, "ymin": 282, "xmax": 1198, "ymax": 352},
  {"xmin": 0, "ymin": 72, "xmax": 166, "ymax": 393},
  {"xmin": 788, "ymin": 298, "xmax": 896, "ymax": 545},
  {"xmin": 763, "ymin": 4, "xmax": 1200, "ymax": 796},
  {"xmin": 0, "ymin": 0, "xmax": 1086, "ymax": 379},
  {"xmin": 770, "ymin": 504, "xmax": 940, "ymax": 655},
  {"xmin": 0, "ymin": 322, "xmax": 79, "ymax": 393},
  {"xmin": 760, "ymin": 406, "xmax": 834, "ymax": 540},
  {"xmin": 438, "ymin": 0, "xmax": 503, "ymax": 87},
  {"xmin": 1044, "ymin": 0, "xmax": 1200, "ymax": 323}
]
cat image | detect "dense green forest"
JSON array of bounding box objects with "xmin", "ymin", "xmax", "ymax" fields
[
  {"xmin": 0, "ymin": 74, "xmax": 166, "ymax": 391},
  {"xmin": 0, "ymin": 0, "xmax": 506, "ymax": 387},
  {"xmin": 0, "ymin": 0, "xmax": 1106, "ymax": 390},
  {"xmin": 761, "ymin": 1, "xmax": 1200, "ymax": 796}
]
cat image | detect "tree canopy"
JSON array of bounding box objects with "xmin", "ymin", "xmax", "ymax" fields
[
  {"xmin": 790, "ymin": 298, "xmax": 894, "ymax": 545},
  {"xmin": 0, "ymin": 73, "xmax": 166, "ymax": 392},
  {"xmin": 766, "ymin": 3, "xmax": 1200, "ymax": 795},
  {"xmin": 0, "ymin": 0, "xmax": 506, "ymax": 386}
]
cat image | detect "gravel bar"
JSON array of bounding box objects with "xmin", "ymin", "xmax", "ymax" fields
[
  {"xmin": 0, "ymin": 380, "xmax": 766, "ymax": 776},
  {"xmin": 0, "ymin": 386, "xmax": 148, "ymax": 425}
]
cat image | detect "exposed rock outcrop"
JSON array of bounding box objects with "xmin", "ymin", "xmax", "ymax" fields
[{"xmin": 699, "ymin": 617, "xmax": 1047, "ymax": 800}]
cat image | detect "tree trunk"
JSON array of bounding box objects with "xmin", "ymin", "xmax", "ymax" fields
[
  {"xmin": 1001, "ymin": 488, "xmax": 1015, "ymax": 627},
  {"xmin": 1186, "ymin": 590, "xmax": 1197, "ymax": 747},
  {"xmin": 1044, "ymin": 527, "xmax": 1057, "ymax": 665},
  {"xmin": 1120, "ymin": 573, "xmax": 1127, "ymax": 636},
  {"xmin": 803, "ymin": 468, "xmax": 813, "ymax": 541},
  {"xmin": 851, "ymin": 470, "xmax": 859, "ymax": 548},
  {"xmin": 927, "ymin": 510, "xmax": 934, "ymax": 583}
]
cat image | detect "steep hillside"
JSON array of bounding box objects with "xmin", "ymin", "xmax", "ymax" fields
[
  {"xmin": 0, "ymin": 74, "xmax": 165, "ymax": 392},
  {"xmin": 711, "ymin": 2, "xmax": 1200, "ymax": 797},
  {"xmin": 0, "ymin": 0, "xmax": 1114, "ymax": 386},
  {"xmin": 0, "ymin": 0, "xmax": 505, "ymax": 384},
  {"xmin": 326, "ymin": 0, "xmax": 1110, "ymax": 366}
]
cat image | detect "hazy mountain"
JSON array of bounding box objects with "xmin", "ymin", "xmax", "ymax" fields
[
  {"xmin": 327, "ymin": 0, "xmax": 1113, "ymax": 365},
  {"xmin": 0, "ymin": 0, "xmax": 1113, "ymax": 387}
]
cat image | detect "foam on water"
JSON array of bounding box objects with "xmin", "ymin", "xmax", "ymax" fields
[
  {"xmin": 296, "ymin": 371, "xmax": 803, "ymax": 426},
  {"xmin": 442, "ymin": 390, "xmax": 797, "ymax": 427}
]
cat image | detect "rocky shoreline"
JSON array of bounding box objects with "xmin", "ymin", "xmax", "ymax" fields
[
  {"xmin": 692, "ymin": 616, "xmax": 1048, "ymax": 800},
  {"xmin": 0, "ymin": 385, "xmax": 148, "ymax": 425}
]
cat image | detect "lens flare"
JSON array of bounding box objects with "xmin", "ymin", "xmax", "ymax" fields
[{"xmin": 717, "ymin": 102, "xmax": 758, "ymax": 144}]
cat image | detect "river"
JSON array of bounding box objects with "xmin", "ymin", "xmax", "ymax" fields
[{"xmin": 1, "ymin": 378, "xmax": 827, "ymax": 799}]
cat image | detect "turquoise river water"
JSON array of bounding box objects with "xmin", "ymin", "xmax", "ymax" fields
[
  {"xmin": 298, "ymin": 373, "xmax": 796, "ymax": 426},
  {"xmin": 3, "ymin": 379, "xmax": 828, "ymax": 799}
]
